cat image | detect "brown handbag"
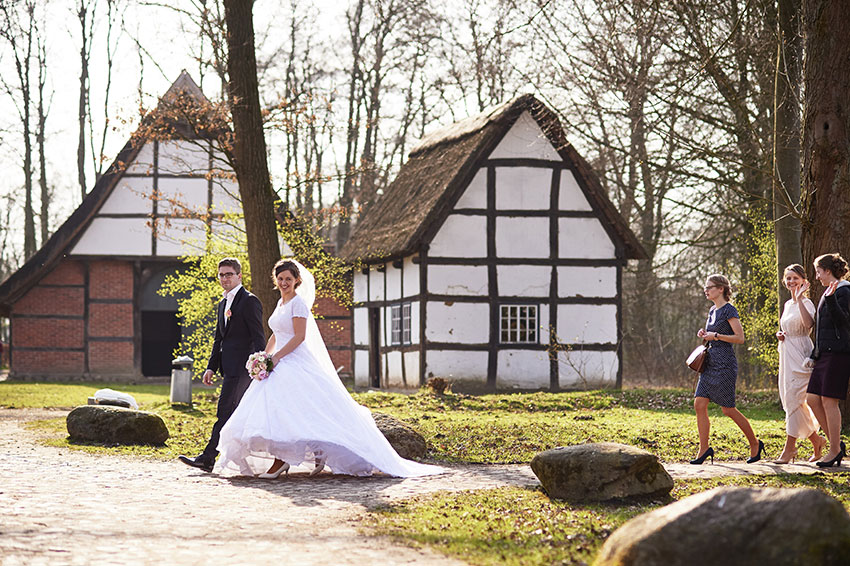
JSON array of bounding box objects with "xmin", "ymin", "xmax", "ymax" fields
[{"xmin": 686, "ymin": 343, "xmax": 709, "ymax": 373}]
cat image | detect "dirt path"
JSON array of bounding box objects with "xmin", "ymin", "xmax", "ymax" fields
[{"xmin": 1, "ymin": 409, "xmax": 843, "ymax": 565}]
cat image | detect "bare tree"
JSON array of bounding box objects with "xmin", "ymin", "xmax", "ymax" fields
[
  {"xmin": 800, "ymin": 0, "xmax": 850, "ymax": 271},
  {"xmin": 223, "ymin": 0, "xmax": 282, "ymax": 332},
  {"xmin": 35, "ymin": 5, "xmax": 51, "ymax": 246},
  {"xmin": 799, "ymin": 0, "xmax": 850, "ymax": 424},
  {"xmin": 0, "ymin": 0, "xmax": 37, "ymax": 258},
  {"xmin": 772, "ymin": 0, "xmax": 803, "ymax": 309},
  {"xmin": 89, "ymin": 0, "xmax": 123, "ymax": 183},
  {"xmin": 76, "ymin": 0, "xmax": 95, "ymax": 199}
]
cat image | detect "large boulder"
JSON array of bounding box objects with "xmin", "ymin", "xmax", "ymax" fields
[
  {"xmin": 530, "ymin": 442, "xmax": 672, "ymax": 502},
  {"xmin": 66, "ymin": 405, "xmax": 169, "ymax": 445},
  {"xmin": 595, "ymin": 487, "xmax": 850, "ymax": 566},
  {"xmin": 372, "ymin": 412, "xmax": 427, "ymax": 460}
]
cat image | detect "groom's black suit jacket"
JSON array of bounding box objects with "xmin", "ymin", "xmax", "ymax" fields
[{"xmin": 207, "ymin": 287, "xmax": 266, "ymax": 378}]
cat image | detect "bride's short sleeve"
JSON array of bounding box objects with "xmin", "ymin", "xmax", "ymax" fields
[{"xmin": 291, "ymin": 295, "xmax": 310, "ymax": 319}]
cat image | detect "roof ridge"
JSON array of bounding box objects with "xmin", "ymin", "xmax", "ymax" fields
[{"xmin": 409, "ymin": 93, "xmax": 536, "ymax": 156}]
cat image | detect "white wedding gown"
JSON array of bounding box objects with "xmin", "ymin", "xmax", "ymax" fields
[
  {"xmin": 777, "ymin": 298, "xmax": 818, "ymax": 439},
  {"xmin": 215, "ymin": 276, "xmax": 443, "ymax": 478}
]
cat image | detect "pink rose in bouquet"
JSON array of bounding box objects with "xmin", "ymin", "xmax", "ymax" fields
[{"xmin": 246, "ymin": 351, "xmax": 274, "ymax": 381}]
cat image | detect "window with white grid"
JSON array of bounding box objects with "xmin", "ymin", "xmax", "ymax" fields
[
  {"xmin": 402, "ymin": 303, "xmax": 411, "ymax": 343},
  {"xmin": 391, "ymin": 303, "xmax": 412, "ymax": 345},
  {"xmin": 500, "ymin": 304, "xmax": 538, "ymax": 344}
]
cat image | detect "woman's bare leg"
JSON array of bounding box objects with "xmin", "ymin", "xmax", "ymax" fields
[
  {"xmin": 694, "ymin": 396, "xmax": 711, "ymax": 456},
  {"xmin": 721, "ymin": 406, "xmax": 759, "ymax": 455}
]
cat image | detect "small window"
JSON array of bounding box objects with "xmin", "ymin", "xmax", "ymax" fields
[
  {"xmin": 500, "ymin": 304, "xmax": 538, "ymax": 344},
  {"xmin": 391, "ymin": 302, "xmax": 412, "ymax": 345}
]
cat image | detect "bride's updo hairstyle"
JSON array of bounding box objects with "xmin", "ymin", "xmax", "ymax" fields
[
  {"xmin": 706, "ymin": 273, "xmax": 732, "ymax": 301},
  {"xmin": 272, "ymin": 259, "xmax": 302, "ymax": 289},
  {"xmin": 815, "ymin": 253, "xmax": 849, "ymax": 279}
]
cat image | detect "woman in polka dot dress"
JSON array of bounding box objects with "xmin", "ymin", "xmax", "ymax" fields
[{"xmin": 690, "ymin": 274, "xmax": 765, "ymax": 465}]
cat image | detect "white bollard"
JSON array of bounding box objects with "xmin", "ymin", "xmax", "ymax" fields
[{"xmin": 170, "ymin": 355, "xmax": 194, "ymax": 404}]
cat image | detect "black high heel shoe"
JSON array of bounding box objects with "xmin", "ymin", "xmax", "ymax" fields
[
  {"xmin": 746, "ymin": 439, "xmax": 765, "ymax": 464},
  {"xmin": 690, "ymin": 447, "xmax": 714, "ymax": 465},
  {"xmin": 817, "ymin": 441, "xmax": 846, "ymax": 468}
]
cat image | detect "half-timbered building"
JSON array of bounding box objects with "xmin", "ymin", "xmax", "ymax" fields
[
  {"xmin": 339, "ymin": 94, "xmax": 645, "ymax": 391},
  {"xmin": 0, "ymin": 72, "xmax": 350, "ymax": 380}
]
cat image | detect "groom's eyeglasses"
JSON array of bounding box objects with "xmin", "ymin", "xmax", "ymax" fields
[{"xmin": 219, "ymin": 272, "xmax": 237, "ymax": 279}]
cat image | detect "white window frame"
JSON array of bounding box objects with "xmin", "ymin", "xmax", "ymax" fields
[
  {"xmin": 500, "ymin": 304, "xmax": 539, "ymax": 344},
  {"xmin": 390, "ymin": 302, "xmax": 412, "ymax": 345}
]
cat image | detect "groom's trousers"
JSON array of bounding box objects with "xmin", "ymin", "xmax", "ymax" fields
[{"xmin": 201, "ymin": 372, "xmax": 252, "ymax": 461}]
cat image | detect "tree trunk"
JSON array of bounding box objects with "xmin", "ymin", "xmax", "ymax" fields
[
  {"xmin": 800, "ymin": 0, "xmax": 850, "ymax": 426},
  {"xmin": 336, "ymin": 0, "xmax": 365, "ymax": 250},
  {"xmin": 77, "ymin": 0, "xmax": 89, "ymax": 200},
  {"xmin": 223, "ymin": 0, "xmax": 281, "ymax": 335},
  {"xmin": 37, "ymin": 29, "xmax": 49, "ymax": 247},
  {"xmin": 773, "ymin": 0, "xmax": 803, "ymax": 313}
]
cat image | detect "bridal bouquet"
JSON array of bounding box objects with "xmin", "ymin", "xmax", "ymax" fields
[{"xmin": 246, "ymin": 351, "xmax": 274, "ymax": 381}]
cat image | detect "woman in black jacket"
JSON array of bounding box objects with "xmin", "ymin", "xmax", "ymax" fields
[{"xmin": 807, "ymin": 253, "xmax": 850, "ymax": 467}]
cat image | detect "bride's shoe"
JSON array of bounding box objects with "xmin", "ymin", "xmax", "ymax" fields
[
  {"xmin": 258, "ymin": 460, "xmax": 290, "ymax": 479},
  {"xmin": 309, "ymin": 456, "xmax": 326, "ymax": 477},
  {"xmin": 773, "ymin": 447, "xmax": 797, "ymax": 464},
  {"xmin": 809, "ymin": 435, "xmax": 827, "ymax": 462}
]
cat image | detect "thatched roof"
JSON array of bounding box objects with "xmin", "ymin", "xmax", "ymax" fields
[
  {"xmin": 0, "ymin": 71, "xmax": 213, "ymax": 315},
  {"xmin": 339, "ymin": 94, "xmax": 646, "ymax": 263}
]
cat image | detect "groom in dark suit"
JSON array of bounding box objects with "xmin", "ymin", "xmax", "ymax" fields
[{"xmin": 178, "ymin": 257, "xmax": 265, "ymax": 472}]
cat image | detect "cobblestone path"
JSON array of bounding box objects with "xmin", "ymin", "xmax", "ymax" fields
[
  {"xmin": 0, "ymin": 411, "xmax": 536, "ymax": 566},
  {"xmin": 1, "ymin": 409, "xmax": 842, "ymax": 566}
]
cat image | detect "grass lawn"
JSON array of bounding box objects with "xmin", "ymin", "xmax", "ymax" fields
[
  {"xmin": 365, "ymin": 473, "xmax": 850, "ymax": 566},
  {"xmin": 3, "ymin": 380, "xmax": 844, "ymax": 565},
  {"xmin": 1, "ymin": 380, "xmax": 794, "ymax": 463}
]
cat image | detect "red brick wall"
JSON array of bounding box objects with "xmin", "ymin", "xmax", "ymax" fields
[
  {"xmin": 10, "ymin": 258, "xmax": 137, "ymax": 379},
  {"xmin": 13, "ymin": 318, "xmax": 85, "ymax": 349},
  {"xmin": 88, "ymin": 303, "xmax": 133, "ymax": 337},
  {"xmin": 40, "ymin": 261, "xmax": 85, "ymax": 286},
  {"xmin": 11, "ymin": 260, "xmax": 87, "ymax": 377},
  {"xmin": 89, "ymin": 261, "xmax": 133, "ymax": 299},
  {"xmin": 89, "ymin": 341, "xmax": 135, "ymax": 373},
  {"xmin": 314, "ymin": 294, "xmax": 351, "ymax": 376},
  {"xmin": 87, "ymin": 260, "xmax": 135, "ymax": 376}
]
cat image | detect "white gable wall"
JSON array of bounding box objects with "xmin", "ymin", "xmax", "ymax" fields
[
  {"xmin": 72, "ymin": 218, "xmax": 152, "ymax": 255},
  {"xmin": 558, "ymin": 266, "xmax": 617, "ymax": 298},
  {"xmin": 454, "ymin": 168, "xmax": 487, "ymax": 208},
  {"xmin": 496, "ymin": 167, "xmax": 551, "ymax": 209},
  {"xmin": 426, "ymin": 350, "xmax": 489, "ymax": 381},
  {"xmin": 99, "ymin": 177, "xmax": 154, "ymax": 214},
  {"xmin": 402, "ymin": 256, "xmax": 419, "ymax": 296},
  {"xmin": 488, "ymin": 111, "xmax": 561, "ymax": 161},
  {"xmin": 496, "ymin": 217, "xmax": 550, "ymax": 258},
  {"xmin": 385, "ymin": 263, "xmax": 402, "ymax": 301},
  {"xmin": 558, "ymin": 218, "xmax": 616, "ymax": 258},
  {"xmin": 498, "ymin": 265, "xmax": 550, "ymax": 297},
  {"xmin": 426, "ymin": 302, "xmax": 489, "ymax": 343},
  {"xmin": 429, "ymin": 265, "xmax": 488, "ymax": 296},
  {"xmin": 559, "ymin": 170, "xmax": 593, "ymax": 211},
  {"xmin": 557, "ymin": 351, "xmax": 619, "ymax": 389},
  {"xmin": 70, "ymin": 140, "xmax": 240, "ymax": 258},
  {"xmin": 430, "ymin": 215, "xmax": 487, "ymax": 257}
]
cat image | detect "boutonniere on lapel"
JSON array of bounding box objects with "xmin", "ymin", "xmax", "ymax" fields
[{"xmin": 225, "ymin": 308, "xmax": 232, "ymax": 320}]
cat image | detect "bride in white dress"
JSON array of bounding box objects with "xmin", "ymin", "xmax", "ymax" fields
[
  {"xmin": 774, "ymin": 264, "xmax": 826, "ymax": 463},
  {"xmin": 215, "ymin": 259, "xmax": 444, "ymax": 478}
]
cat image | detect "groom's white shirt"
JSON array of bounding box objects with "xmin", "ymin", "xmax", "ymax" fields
[{"xmin": 223, "ymin": 284, "xmax": 243, "ymax": 325}]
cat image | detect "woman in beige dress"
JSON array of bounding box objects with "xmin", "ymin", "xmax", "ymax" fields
[{"xmin": 775, "ymin": 264, "xmax": 827, "ymax": 463}]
